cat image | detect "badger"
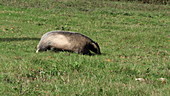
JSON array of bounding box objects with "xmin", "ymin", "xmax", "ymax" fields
[{"xmin": 36, "ymin": 31, "xmax": 101, "ymax": 55}]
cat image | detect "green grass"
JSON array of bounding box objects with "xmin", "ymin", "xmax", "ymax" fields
[{"xmin": 0, "ymin": 0, "xmax": 170, "ymax": 95}]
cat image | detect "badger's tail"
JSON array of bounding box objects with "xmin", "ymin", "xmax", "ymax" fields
[
  {"xmin": 89, "ymin": 42, "xmax": 101, "ymax": 55},
  {"xmin": 36, "ymin": 48, "xmax": 39, "ymax": 53}
]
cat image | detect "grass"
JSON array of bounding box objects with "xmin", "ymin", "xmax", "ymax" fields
[{"xmin": 0, "ymin": 0, "xmax": 170, "ymax": 95}]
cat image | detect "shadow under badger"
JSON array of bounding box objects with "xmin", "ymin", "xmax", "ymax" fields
[{"xmin": 36, "ymin": 31, "xmax": 101, "ymax": 55}]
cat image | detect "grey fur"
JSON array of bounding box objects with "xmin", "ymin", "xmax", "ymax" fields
[{"xmin": 36, "ymin": 31, "xmax": 101, "ymax": 55}]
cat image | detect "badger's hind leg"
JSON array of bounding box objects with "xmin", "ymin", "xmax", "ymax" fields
[{"xmin": 50, "ymin": 47, "xmax": 63, "ymax": 52}]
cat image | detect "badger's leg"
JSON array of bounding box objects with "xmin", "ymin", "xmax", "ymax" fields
[
  {"xmin": 50, "ymin": 47, "xmax": 63, "ymax": 52},
  {"xmin": 78, "ymin": 46, "xmax": 92, "ymax": 55},
  {"xmin": 82, "ymin": 49, "xmax": 92, "ymax": 55}
]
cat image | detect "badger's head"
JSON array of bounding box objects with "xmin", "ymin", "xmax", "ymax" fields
[{"xmin": 90, "ymin": 42, "xmax": 101, "ymax": 55}]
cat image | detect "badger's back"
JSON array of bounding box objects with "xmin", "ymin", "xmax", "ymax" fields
[{"xmin": 40, "ymin": 31, "xmax": 93, "ymax": 42}]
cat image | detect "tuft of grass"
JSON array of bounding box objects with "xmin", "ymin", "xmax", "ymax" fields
[{"xmin": 0, "ymin": 0, "xmax": 170, "ymax": 95}]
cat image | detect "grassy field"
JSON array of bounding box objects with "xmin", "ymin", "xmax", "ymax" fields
[{"xmin": 0, "ymin": 0, "xmax": 170, "ymax": 95}]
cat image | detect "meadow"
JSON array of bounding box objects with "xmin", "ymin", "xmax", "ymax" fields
[{"xmin": 0, "ymin": 0, "xmax": 170, "ymax": 95}]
